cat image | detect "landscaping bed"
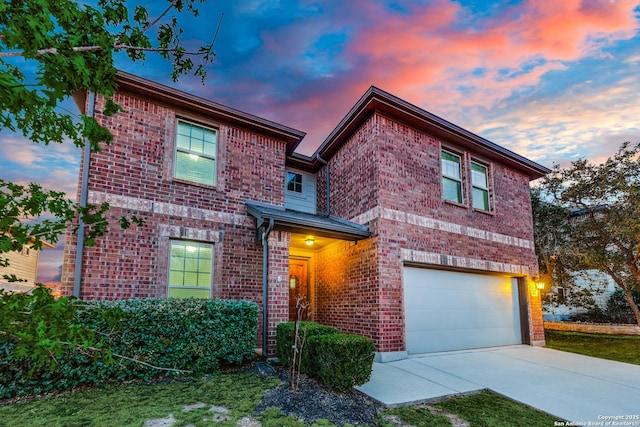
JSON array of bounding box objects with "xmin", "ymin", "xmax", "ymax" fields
[{"xmin": 0, "ymin": 364, "xmax": 560, "ymax": 427}]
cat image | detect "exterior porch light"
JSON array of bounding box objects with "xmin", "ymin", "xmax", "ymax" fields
[
  {"xmin": 305, "ymin": 236, "xmax": 315, "ymax": 245},
  {"xmin": 534, "ymin": 277, "xmax": 545, "ymax": 290}
]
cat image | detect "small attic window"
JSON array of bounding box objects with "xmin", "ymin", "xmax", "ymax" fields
[{"xmin": 287, "ymin": 172, "xmax": 303, "ymax": 193}]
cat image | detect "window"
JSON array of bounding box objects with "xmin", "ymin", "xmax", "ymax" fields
[
  {"xmin": 441, "ymin": 150, "xmax": 463, "ymax": 203},
  {"xmin": 174, "ymin": 120, "xmax": 217, "ymax": 186},
  {"xmin": 471, "ymin": 162, "xmax": 490, "ymax": 211},
  {"xmin": 168, "ymin": 241, "xmax": 213, "ymax": 298},
  {"xmin": 286, "ymin": 172, "xmax": 303, "ymax": 193}
]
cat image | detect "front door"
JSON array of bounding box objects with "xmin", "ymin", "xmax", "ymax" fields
[{"xmin": 289, "ymin": 258, "xmax": 309, "ymax": 320}]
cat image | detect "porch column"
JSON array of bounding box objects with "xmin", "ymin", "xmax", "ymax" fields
[{"xmin": 266, "ymin": 231, "xmax": 291, "ymax": 357}]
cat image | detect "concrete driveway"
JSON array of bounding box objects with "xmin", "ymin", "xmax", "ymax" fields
[{"xmin": 357, "ymin": 346, "xmax": 640, "ymax": 424}]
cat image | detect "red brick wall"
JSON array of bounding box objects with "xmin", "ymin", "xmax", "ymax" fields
[
  {"xmin": 318, "ymin": 112, "xmax": 544, "ymax": 353},
  {"xmin": 314, "ymin": 238, "xmax": 381, "ymax": 344},
  {"xmin": 266, "ymin": 231, "xmax": 290, "ymax": 353},
  {"xmin": 324, "ymin": 115, "xmax": 380, "ymax": 220},
  {"xmin": 61, "ymin": 91, "xmax": 289, "ymax": 354}
]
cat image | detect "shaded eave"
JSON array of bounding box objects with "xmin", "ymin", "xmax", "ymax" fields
[
  {"xmin": 74, "ymin": 71, "xmax": 306, "ymax": 154},
  {"xmin": 245, "ymin": 201, "xmax": 370, "ymax": 241},
  {"xmin": 292, "ymin": 86, "xmax": 551, "ymax": 179}
]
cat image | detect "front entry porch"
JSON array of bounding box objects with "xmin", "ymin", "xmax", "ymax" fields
[{"xmin": 245, "ymin": 201, "xmax": 371, "ymax": 357}]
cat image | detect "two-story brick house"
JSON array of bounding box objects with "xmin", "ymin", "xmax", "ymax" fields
[{"xmin": 62, "ymin": 71, "xmax": 550, "ymax": 361}]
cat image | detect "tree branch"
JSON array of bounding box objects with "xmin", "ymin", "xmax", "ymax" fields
[
  {"xmin": 60, "ymin": 341, "xmax": 193, "ymax": 374},
  {"xmin": 144, "ymin": 2, "xmax": 176, "ymax": 32},
  {"xmin": 0, "ymin": 46, "xmax": 103, "ymax": 57},
  {"xmin": 0, "ymin": 44, "xmax": 212, "ymax": 58}
]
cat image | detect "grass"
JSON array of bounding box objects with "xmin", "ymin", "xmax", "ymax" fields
[
  {"xmin": 544, "ymin": 330, "xmax": 640, "ymax": 365},
  {"xmin": 4, "ymin": 331, "xmax": 636, "ymax": 426},
  {"xmin": 435, "ymin": 390, "xmax": 557, "ymax": 427},
  {"xmin": 379, "ymin": 391, "xmax": 557, "ymax": 427},
  {"xmin": 0, "ymin": 373, "xmax": 562, "ymax": 427},
  {"xmin": 0, "ymin": 374, "xmax": 279, "ymax": 427},
  {"xmin": 379, "ymin": 406, "xmax": 452, "ymax": 427}
]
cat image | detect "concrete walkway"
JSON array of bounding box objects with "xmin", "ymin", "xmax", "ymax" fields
[{"xmin": 357, "ymin": 346, "xmax": 640, "ymax": 424}]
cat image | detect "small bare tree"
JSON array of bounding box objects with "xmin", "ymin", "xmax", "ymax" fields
[{"xmin": 289, "ymin": 295, "xmax": 311, "ymax": 391}]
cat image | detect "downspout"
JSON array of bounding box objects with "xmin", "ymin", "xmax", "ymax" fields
[
  {"xmin": 315, "ymin": 154, "xmax": 330, "ymax": 216},
  {"xmin": 73, "ymin": 91, "xmax": 96, "ymax": 298},
  {"xmin": 261, "ymin": 217, "xmax": 275, "ymax": 358}
]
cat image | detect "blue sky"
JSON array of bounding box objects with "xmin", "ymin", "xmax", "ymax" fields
[{"xmin": 1, "ymin": 0, "xmax": 639, "ymax": 282}]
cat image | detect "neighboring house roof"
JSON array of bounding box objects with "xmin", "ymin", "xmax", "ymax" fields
[
  {"xmin": 73, "ymin": 71, "xmax": 307, "ymax": 155},
  {"xmin": 288, "ymin": 86, "xmax": 551, "ymax": 180},
  {"xmin": 245, "ymin": 201, "xmax": 371, "ymax": 241}
]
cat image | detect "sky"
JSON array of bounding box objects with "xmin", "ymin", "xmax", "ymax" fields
[{"xmin": 1, "ymin": 0, "xmax": 639, "ymax": 283}]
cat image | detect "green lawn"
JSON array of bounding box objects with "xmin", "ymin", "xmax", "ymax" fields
[
  {"xmin": 0, "ymin": 373, "xmax": 559, "ymax": 427},
  {"xmin": 545, "ymin": 330, "xmax": 640, "ymax": 365},
  {"xmin": 380, "ymin": 391, "xmax": 558, "ymax": 427},
  {"xmin": 0, "ymin": 374, "xmax": 279, "ymax": 427}
]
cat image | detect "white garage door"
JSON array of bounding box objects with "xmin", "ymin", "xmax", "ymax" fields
[{"xmin": 404, "ymin": 267, "xmax": 522, "ymax": 354}]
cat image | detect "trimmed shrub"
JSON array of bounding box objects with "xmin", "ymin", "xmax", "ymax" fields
[
  {"xmin": 0, "ymin": 297, "xmax": 258, "ymax": 399},
  {"xmin": 81, "ymin": 298, "xmax": 258, "ymax": 374},
  {"xmin": 275, "ymin": 321, "xmax": 339, "ymax": 366},
  {"xmin": 306, "ymin": 333, "xmax": 375, "ymax": 391}
]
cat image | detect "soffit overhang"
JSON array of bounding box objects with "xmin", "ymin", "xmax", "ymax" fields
[
  {"xmin": 245, "ymin": 201, "xmax": 370, "ymax": 241},
  {"xmin": 290, "ymin": 86, "xmax": 551, "ymax": 180},
  {"xmin": 74, "ymin": 71, "xmax": 306, "ymax": 154}
]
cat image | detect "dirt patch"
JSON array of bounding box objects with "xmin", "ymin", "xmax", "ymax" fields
[
  {"xmin": 255, "ymin": 368, "xmax": 383, "ymax": 426},
  {"xmin": 421, "ymin": 404, "xmax": 470, "ymax": 427}
]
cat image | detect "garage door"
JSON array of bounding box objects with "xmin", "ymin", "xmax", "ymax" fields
[{"xmin": 404, "ymin": 267, "xmax": 522, "ymax": 354}]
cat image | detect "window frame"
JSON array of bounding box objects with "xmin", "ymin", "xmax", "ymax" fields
[
  {"xmin": 173, "ymin": 119, "xmax": 218, "ymax": 187},
  {"xmin": 470, "ymin": 160, "xmax": 491, "ymax": 212},
  {"xmin": 168, "ymin": 240, "xmax": 214, "ymax": 299},
  {"xmin": 286, "ymin": 171, "xmax": 303, "ymax": 194},
  {"xmin": 441, "ymin": 149, "xmax": 464, "ymax": 205}
]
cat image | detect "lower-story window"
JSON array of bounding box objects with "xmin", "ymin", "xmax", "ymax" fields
[{"xmin": 168, "ymin": 240, "xmax": 213, "ymax": 298}]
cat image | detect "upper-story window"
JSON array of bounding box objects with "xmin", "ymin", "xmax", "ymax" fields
[
  {"xmin": 441, "ymin": 150, "xmax": 463, "ymax": 204},
  {"xmin": 287, "ymin": 171, "xmax": 303, "ymax": 193},
  {"xmin": 471, "ymin": 161, "xmax": 490, "ymax": 211},
  {"xmin": 175, "ymin": 120, "xmax": 217, "ymax": 186}
]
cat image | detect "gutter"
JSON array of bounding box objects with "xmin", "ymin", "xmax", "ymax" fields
[
  {"xmin": 315, "ymin": 154, "xmax": 330, "ymax": 216},
  {"xmin": 73, "ymin": 91, "xmax": 96, "ymax": 298},
  {"xmin": 261, "ymin": 218, "xmax": 274, "ymax": 357}
]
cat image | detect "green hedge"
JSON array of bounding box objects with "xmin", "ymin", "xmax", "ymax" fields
[
  {"xmin": 307, "ymin": 333, "xmax": 375, "ymax": 391},
  {"xmin": 275, "ymin": 321, "xmax": 375, "ymax": 391},
  {"xmin": 0, "ymin": 298, "xmax": 258, "ymax": 399},
  {"xmin": 275, "ymin": 321, "xmax": 340, "ymax": 366}
]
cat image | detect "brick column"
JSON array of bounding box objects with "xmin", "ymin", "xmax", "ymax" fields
[
  {"xmin": 528, "ymin": 279, "xmax": 546, "ymax": 345},
  {"xmin": 266, "ymin": 231, "xmax": 291, "ymax": 357}
]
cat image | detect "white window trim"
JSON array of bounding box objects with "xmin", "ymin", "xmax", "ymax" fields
[
  {"xmin": 286, "ymin": 171, "xmax": 303, "ymax": 194},
  {"xmin": 174, "ymin": 119, "xmax": 218, "ymax": 186},
  {"xmin": 441, "ymin": 149, "xmax": 464, "ymax": 204},
  {"xmin": 471, "ymin": 160, "xmax": 491, "ymax": 212},
  {"xmin": 168, "ymin": 240, "xmax": 214, "ymax": 298}
]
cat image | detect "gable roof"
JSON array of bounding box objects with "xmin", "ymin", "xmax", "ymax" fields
[
  {"xmin": 288, "ymin": 86, "xmax": 551, "ymax": 180},
  {"xmin": 74, "ymin": 71, "xmax": 306, "ymax": 154}
]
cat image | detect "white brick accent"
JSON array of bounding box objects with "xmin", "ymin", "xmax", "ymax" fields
[
  {"xmin": 353, "ymin": 207, "xmax": 534, "ymax": 250},
  {"xmin": 88, "ymin": 190, "xmax": 251, "ymax": 227},
  {"xmin": 402, "ymin": 248, "xmax": 530, "ymax": 275}
]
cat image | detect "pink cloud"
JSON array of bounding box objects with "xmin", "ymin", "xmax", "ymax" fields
[
  {"xmin": 280, "ymin": 0, "xmax": 638, "ymax": 150},
  {"xmin": 497, "ymin": 0, "xmax": 638, "ymax": 61},
  {"xmin": 166, "ymin": 0, "xmax": 639, "ymax": 158}
]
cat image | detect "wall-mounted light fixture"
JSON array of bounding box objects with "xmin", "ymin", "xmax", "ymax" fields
[
  {"xmin": 534, "ymin": 276, "xmax": 545, "ymax": 290},
  {"xmin": 305, "ymin": 236, "xmax": 315, "ymax": 246}
]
